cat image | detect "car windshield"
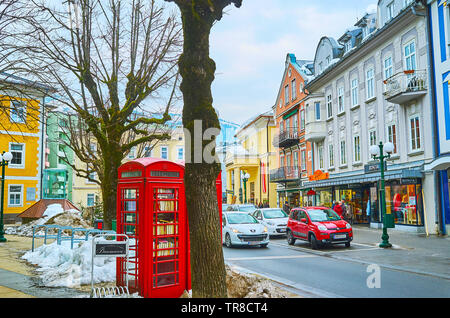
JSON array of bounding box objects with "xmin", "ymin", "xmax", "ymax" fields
[
  {"xmin": 263, "ymin": 209, "xmax": 287, "ymax": 219},
  {"xmin": 227, "ymin": 213, "xmax": 258, "ymax": 224},
  {"xmin": 238, "ymin": 206, "xmax": 256, "ymax": 213},
  {"xmin": 307, "ymin": 209, "xmax": 341, "ymax": 222}
]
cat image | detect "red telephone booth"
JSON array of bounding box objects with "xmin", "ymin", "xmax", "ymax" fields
[{"xmin": 116, "ymin": 158, "xmax": 222, "ymax": 298}]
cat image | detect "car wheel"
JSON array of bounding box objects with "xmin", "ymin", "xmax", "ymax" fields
[
  {"xmin": 345, "ymin": 242, "xmax": 351, "ymax": 248},
  {"xmin": 310, "ymin": 234, "xmax": 319, "ymax": 250},
  {"xmin": 287, "ymin": 230, "xmax": 296, "ymax": 245},
  {"xmin": 225, "ymin": 233, "xmax": 233, "ymax": 248},
  {"xmin": 260, "ymin": 243, "xmax": 268, "ymax": 248}
]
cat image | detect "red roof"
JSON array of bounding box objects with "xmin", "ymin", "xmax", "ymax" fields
[{"xmin": 17, "ymin": 199, "xmax": 80, "ymax": 219}]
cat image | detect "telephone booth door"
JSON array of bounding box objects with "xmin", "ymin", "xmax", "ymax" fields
[
  {"xmin": 146, "ymin": 182, "xmax": 187, "ymax": 298},
  {"xmin": 116, "ymin": 182, "xmax": 144, "ymax": 293}
]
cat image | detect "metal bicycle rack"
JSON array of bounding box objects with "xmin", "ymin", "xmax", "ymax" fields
[{"xmin": 90, "ymin": 233, "xmax": 130, "ymax": 298}]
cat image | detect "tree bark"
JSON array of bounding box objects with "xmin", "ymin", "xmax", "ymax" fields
[{"xmin": 178, "ymin": 4, "xmax": 225, "ymax": 298}]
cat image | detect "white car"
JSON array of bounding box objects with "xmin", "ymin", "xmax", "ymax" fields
[
  {"xmin": 222, "ymin": 212, "xmax": 269, "ymax": 248},
  {"xmin": 250, "ymin": 208, "xmax": 289, "ymax": 236}
]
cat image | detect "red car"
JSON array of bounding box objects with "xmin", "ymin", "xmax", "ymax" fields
[{"xmin": 286, "ymin": 206, "xmax": 353, "ymax": 249}]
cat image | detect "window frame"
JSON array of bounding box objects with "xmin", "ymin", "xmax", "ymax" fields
[
  {"xmin": 8, "ymin": 184, "xmax": 23, "ymax": 207},
  {"xmin": 353, "ymin": 135, "xmax": 361, "ymax": 163},
  {"xmin": 291, "ymin": 79, "xmax": 297, "ymax": 101},
  {"xmin": 8, "ymin": 142, "xmax": 25, "ymax": 169},
  {"xmin": 161, "ymin": 146, "xmax": 169, "ymax": 160},
  {"xmin": 404, "ymin": 40, "xmax": 417, "ymax": 71},
  {"xmin": 328, "ymin": 143, "xmax": 335, "ymax": 169},
  {"xmin": 326, "ymin": 94, "xmax": 333, "ymax": 119},
  {"xmin": 387, "ymin": 123, "xmax": 398, "ymax": 155},
  {"xmin": 10, "ymin": 100, "xmax": 26, "ymax": 124},
  {"xmin": 384, "ymin": 56, "xmax": 393, "ymax": 80},
  {"xmin": 366, "ymin": 68, "xmax": 375, "ymax": 100},
  {"xmin": 409, "ymin": 114, "xmax": 422, "ymax": 152},
  {"xmin": 301, "ymin": 149, "xmax": 307, "ymax": 171},
  {"xmin": 340, "ymin": 140, "xmax": 347, "ymax": 166},
  {"xmin": 315, "ymin": 102, "xmax": 321, "ymax": 121},
  {"xmin": 351, "ymin": 78, "xmax": 359, "ymax": 107},
  {"xmin": 337, "ymin": 86, "xmax": 345, "ymax": 114},
  {"xmin": 87, "ymin": 193, "xmax": 95, "ymax": 207}
]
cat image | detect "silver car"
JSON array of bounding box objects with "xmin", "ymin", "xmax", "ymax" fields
[
  {"xmin": 250, "ymin": 208, "xmax": 289, "ymax": 236},
  {"xmin": 222, "ymin": 212, "xmax": 269, "ymax": 248}
]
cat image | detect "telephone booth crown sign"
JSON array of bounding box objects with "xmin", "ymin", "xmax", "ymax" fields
[{"xmin": 117, "ymin": 158, "xmax": 222, "ymax": 298}]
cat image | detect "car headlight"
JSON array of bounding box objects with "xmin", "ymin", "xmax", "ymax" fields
[
  {"xmin": 231, "ymin": 228, "xmax": 241, "ymax": 234},
  {"xmin": 317, "ymin": 224, "xmax": 328, "ymax": 232},
  {"xmin": 263, "ymin": 227, "xmax": 268, "ymax": 233},
  {"xmin": 346, "ymin": 223, "xmax": 352, "ymax": 229}
]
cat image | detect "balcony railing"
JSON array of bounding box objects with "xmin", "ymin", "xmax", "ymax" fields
[
  {"xmin": 273, "ymin": 128, "xmax": 300, "ymax": 148},
  {"xmin": 383, "ymin": 69, "xmax": 428, "ymax": 104},
  {"xmin": 269, "ymin": 166, "xmax": 300, "ymax": 182}
]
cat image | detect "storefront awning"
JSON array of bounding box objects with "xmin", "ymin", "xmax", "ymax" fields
[
  {"xmin": 424, "ymin": 156, "xmax": 450, "ymax": 171},
  {"xmin": 300, "ymin": 167, "xmax": 423, "ymax": 190}
]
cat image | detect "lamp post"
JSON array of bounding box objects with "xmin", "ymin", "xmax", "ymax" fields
[
  {"xmin": 241, "ymin": 172, "xmax": 250, "ymax": 204},
  {"xmin": 369, "ymin": 141, "xmax": 395, "ymax": 248},
  {"xmin": 0, "ymin": 151, "xmax": 13, "ymax": 243}
]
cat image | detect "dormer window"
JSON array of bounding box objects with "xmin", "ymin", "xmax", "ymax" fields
[
  {"xmin": 386, "ymin": 2, "xmax": 394, "ymax": 23},
  {"xmin": 345, "ymin": 41, "xmax": 352, "ymax": 53},
  {"xmin": 362, "ymin": 25, "xmax": 369, "ymax": 39}
]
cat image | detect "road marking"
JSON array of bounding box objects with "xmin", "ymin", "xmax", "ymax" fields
[
  {"xmin": 269, "ymin": 241, "xmax": 379, "ymax": 254},
  {"xmin": 226, "ymin": 254, "xmax": 318, "ymax": 261}
]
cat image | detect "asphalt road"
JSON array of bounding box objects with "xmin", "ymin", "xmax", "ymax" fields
[{"xmin": 223, "ymin": 237, "xmax": 450, "ymax": 298}]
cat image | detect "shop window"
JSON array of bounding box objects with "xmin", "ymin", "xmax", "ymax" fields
[{"xmin": 385, "ymin": 183, "xmax": 423, "ymax": 226}]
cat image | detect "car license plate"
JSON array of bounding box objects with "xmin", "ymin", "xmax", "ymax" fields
[
  {"xmin": 334, "ymin": 234, "xmax": 346, "ymax": 239},
  {"xmin": 278, "ymin": 228, "xmax": 286, "ymax": 233},
  {"xmin": 248, "ymin": 241, "xmax": 260, "ymax": 245}
]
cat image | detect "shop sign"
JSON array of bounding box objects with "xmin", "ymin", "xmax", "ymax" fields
[
  {"xmin": 365, "ymin": 163, "xmax": 387, "ymax": 173},
  {"xmin": 308, "ymin": 170, "xmax": 329, "ymax": 181},
  {"xmin": 400, "ymin": 178, "xmax": 418, "ymax": 185}
]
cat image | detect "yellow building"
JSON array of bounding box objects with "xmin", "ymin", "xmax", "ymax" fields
[
  {"xmin": 0, "ymin": 79, "xmax": 49, "ymax": 223},
  {"xmin": 225, "ymin": 111, "xmax": 278, "ymax": 207}
]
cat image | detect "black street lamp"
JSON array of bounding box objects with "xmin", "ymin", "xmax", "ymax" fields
[
  {"xmin": 241, "ymin": 172, "xmax": 250, "ymax": 204},
  {"xmin": 0, "ymin": 151, "xmax": 13, "ymax": 243},
  {"xmin": 369, "ymin": 141, "xmax": 395, "ymax": 248}
]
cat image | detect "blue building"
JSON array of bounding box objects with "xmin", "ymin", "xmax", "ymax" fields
[{"xmin": 426, "ymin": 0, "xmax": 450, "ymax": 235}]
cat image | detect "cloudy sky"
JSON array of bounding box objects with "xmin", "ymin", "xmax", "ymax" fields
[{"xmin": 204, "ymin": 0, "xmax": 377, "ymax": 125}]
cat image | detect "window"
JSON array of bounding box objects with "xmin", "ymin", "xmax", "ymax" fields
[
  {"xmin": 318, "ymin": 143, "xmax": 324, "ymax": 170},
  {"xmin": 280, "ymin": 155, "xmax": 285, "ymax": 168},
  {"xmin": 300, "ymin": 110, "xmax": 305, "ymax": 130},
  {"xmin": 366, "ymin": 68, "xmax": 375, "ymax": 99},
  {"xmin": 301, "ymin": 150, "xmax": 306, "ymax": 171},
  {"xmin": 329, "ymin": 144, "xmax": 335, "ymax": 168},
  {"xmin": 387, "ymin": 124, "xmax": 398, "ymax": 154},
  {"xmin": 338, "ymin": 87, "xmax": 344, "ymax": 113},
  {"xmin": 9, "ymin": 143, "xmax": 24, "ymax": 168},
  {"xmin": 345, "ymin": 41, "xmax": 352, "ymax": 53},
  {"xmin": 293, "ymin": 114, "xmax": 298, "ymax": 131},
  {"xmin": 177, "ymin": 147, "xmax": 184, "ymax": 160},
  {"xmin": 384, "ymin": 57, "xmax": 393, "ymax": 80},
  {"xmin": 144, "ymin": 146, "xmax": 152, "ymax": 157},
  {"xmin": 10, "ymin": 100, "xmax": 26, "ymax": 124},
  {"xmin": 292, "ymin": 79, "xmax": 297, "ymax": 100},
  {"xmin": 386, "ymin": 2, "xmax": 394, "ymax": 22},
  {"xmin": 8, "ymin": 185, "xmax": 22, "ymax": 207},
  {"xmin": 285, "ymin": 85, "xmax": 289, "ymax": 104},
  {"xmin": 300, "ymin": 82, "xmax": 304, "ymax": 93},
  {"xmin": 128, "ymin": 146, "xmax": 136, "ymax": 159},
  {"xmin": 362, "ymin": 26, "xmax": 369, "ymax": 39},
  {"xmin": 286, "ymin": 154, "xmax": 291, "ymax": 168},
  {"xmin": 369, "ymin": 129, "xmax": 377, "ymax": 146},
  {"xmin": 351, "ymin": 78, "xmax": 359, "ymax": 106},
  {"xmin": 404, "ymin": 40, "xmax": 416, "ymax": 71},
  {"xmin": 161, "ymin": 146, "xmax": 168, "ymax": 159},
  {"xmin": 410, "ymin": 115, "xmax": 421, "ymax": 151},
  {"xmin": 340, "ymin": 140, "xmax": 347, "ymax": 166},
  {"xmin": 280, "ymin": 120, "xmax": 284, "ymax": 133},
  {"xmin": 354, "ymin": 135, "xmax": 361, "ymax": 163},
  {"xmin": 87, "ymin": 193, "xmax": 95, "ymax": 207},
  {"xmin": 293, "ymin": 151, "xmax": 299, "ymax": 169},
  {"xmin": 315, "ymin": 102, "xmax": 321, "ymax": 121},
  {"xmin": 327, "ymin": 94, "xmax": 333, "ymax": 118}
]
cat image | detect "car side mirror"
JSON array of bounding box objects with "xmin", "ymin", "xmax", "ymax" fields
[{"xmin": 300, "ymin": 218, "xmax": 307, "ymax": 223}]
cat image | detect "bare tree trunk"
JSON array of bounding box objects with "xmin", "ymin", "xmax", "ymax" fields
[{"xmin": 177, "ymin": 3, "xmax": 225, "ymax": 299}]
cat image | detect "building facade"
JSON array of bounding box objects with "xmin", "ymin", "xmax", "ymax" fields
[
  {"xmin": 42, "ymin": 109, "xmax": 74, "ymax": 201},
  {"xmin": 425, "ymin": 0, "xmax": 450, "ymax": 235},
  {"xmin": 0, "ymin": 77, "xmax": 49, "ymax": 223},
  {"xmin": 303, "ymin": 0, "xmax": 437, "ymax": 233},
  {"xmin": 225, "ymin": 111, "xmax": 278, "ymax": 207},
  {"xmin": 270, "ymin": 54, "xmax": 314, "ymax": 208}
]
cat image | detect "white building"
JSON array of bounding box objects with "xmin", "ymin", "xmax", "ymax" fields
[{"xmin": 303, "ymin": 0, "xmax": 438, "ymax": 233}]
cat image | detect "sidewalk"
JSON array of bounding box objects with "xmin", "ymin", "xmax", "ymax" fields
[
  {"xmin": 335, "ymin": 225, "xmax": 450, "ymax": 280},
  {"xmin": 0, "ymin": 234, "xmax": 88, "ymax": 298}
]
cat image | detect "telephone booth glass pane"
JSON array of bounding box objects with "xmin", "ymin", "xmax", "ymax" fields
[
  {"xmin": 118, "ymin": 187, "xmax": 139, "ymax": 291},
  {"xmin": 152, "ymin": 188, "xmax": 180, "ymax": 288}
]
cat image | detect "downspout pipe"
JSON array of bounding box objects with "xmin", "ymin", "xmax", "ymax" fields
[
  {"xmin": 266, "ymin": 117, "xmax": 270, "ymax": 206},
  {"xmin": 40, "ymin": 93, "xmax": 47, "ymax": 201}
]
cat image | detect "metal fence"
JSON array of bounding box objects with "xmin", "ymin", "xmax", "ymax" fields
[{"xmin": 31, "ymin": 224, "xmax": 115, "ymax": 252}]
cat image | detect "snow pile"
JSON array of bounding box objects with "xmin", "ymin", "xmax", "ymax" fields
[
  {"xmin": 5, "ymin": 204, "xmax": 88, "ymax": 237},
  {"xmin": 226, "ymin": 266, "xmax": 293, "ymax": 298},
  {"xmin": 22, "ymin": 238, "xmax": 125, "ymax": 288}
]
